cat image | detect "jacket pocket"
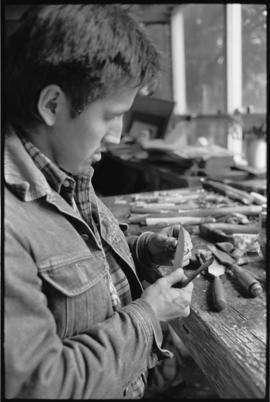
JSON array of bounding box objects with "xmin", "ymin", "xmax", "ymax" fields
[{"xmin": 38, "ymin": 253, "xmax": 113, "ymax": 338}]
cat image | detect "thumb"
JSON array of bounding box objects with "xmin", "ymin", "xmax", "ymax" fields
[{"xmin": 165, "ymin": 268, "xmax": 187, "ymax": 286}]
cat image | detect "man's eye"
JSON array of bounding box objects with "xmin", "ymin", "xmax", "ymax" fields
[{"xmin": 106, "ymin": 114, "xmax": 122, "ymax": 121}]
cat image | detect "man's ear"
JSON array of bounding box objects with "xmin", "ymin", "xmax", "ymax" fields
[{"xmin": 37, "ymin": 85, "xmax": 63, "ymax": 126}]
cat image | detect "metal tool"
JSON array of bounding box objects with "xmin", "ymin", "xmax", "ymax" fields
[
  {"xmin": 207, "ymin": 259, "xmax": 226, "ymax": 311},
  {"xmin": 207, "ymin": 244, "xmax": 263, "ymax": 297},
  {"xmin": 200, "ymin": 222, "xmax": 259, "ymax": 235},
  {"xmin": 145, "ymin": 216, "xmax": 216, "ymax": 227},
  {"xmin": 200, "ymin": 224, "xmax": 233, "ymax": 242},
  {"xmin": 131, "ymin": 205, "xmax": 262, "ymax": 217},
  {"xmin": 227, "ymin": 264, "xmax": 263, "ymax": 297},
  {"xmin": 201, "ymin": 179, "xmax": 255, "ymax": 205},
  {"xmin": 173, "ymin": 225, "xmax": 185, "ymax": 270},
  {"xmin": 172, "ymin": 257, "xmax": 214, "ymax": 288}
]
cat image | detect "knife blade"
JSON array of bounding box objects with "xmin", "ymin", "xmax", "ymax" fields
[{"xmin": 173, "ymin": 225, "xmax": 185, "ymax": 270}]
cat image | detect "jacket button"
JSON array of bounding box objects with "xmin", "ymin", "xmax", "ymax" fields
[
  {"xmin": 62, "ymin": 179, "xmax": 70, "ymax": 187},
  {"xmin": 81, "ymin": 233, "xmax": 89, "ymax": 242}
]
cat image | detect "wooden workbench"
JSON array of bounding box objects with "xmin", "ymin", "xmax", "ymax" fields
[{"xmin": 101, "ymin": 188, "xmax": 267, "ymax": 399}]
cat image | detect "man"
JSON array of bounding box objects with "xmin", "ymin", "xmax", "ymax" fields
[{"xmin": 4, "ymin": 4, "xmax": 193, "ymax": 398}]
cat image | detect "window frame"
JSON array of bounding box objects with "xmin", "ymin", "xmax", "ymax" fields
[{"xmin": 171, "ymin": 3, "xmax": 266, "ymax": 117}]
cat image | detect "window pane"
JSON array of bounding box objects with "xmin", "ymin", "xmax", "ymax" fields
[
  {"xmin": 242, "ymin": 4, "xmax": 267, "ymax": 113},
  {"xmin": 184, "ymin": 4, "xmax": 225, "ymax": 114}
]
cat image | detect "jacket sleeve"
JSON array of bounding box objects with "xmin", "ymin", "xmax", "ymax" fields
[{"xmin": 4, "ymin": 228, "xmax": 170, "ymax": 399}]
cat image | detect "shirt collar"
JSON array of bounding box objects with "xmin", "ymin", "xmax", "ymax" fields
[{"xmin": 19, "ymin": 134, "xmax": 76, "ymax": 195}]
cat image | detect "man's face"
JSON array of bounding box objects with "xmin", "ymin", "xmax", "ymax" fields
[{"xmin": 49, "ymin": 86, "xmax": 138, "ymax": 175}]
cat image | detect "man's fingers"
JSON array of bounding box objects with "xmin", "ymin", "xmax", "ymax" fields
[
  {"xmin": 170, "ymin": 224, "xmax": 181, "ymax": 238},
  {"xmin": 165, "ymin": 268, "xmax": 187, "ymax": 286},
  {"xmin": 166, "ymin": 237, "xmax": 177, "ymax": 249},
  {"xmin": 155, "ymin": 234, "xmax": 177, "ymax": 249}
]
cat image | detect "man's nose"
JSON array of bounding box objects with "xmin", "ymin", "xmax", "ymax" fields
[
  {"xmin": 104, "ymin": 133, "xmax": 121, "ymax": 145},
  {"xmin": 104, "ymin": 120, "xmax": 123, "ymax": 145}
]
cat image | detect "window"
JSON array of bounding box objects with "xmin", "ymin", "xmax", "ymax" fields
[
  {"xmin": 171, "ymin": 4, "xmax": 267, "ymax": 115},
  {"xmin": 184, "ymin": 4, "xmax": 225, "ymax": 115},
  {"xmin": 242, "ymin": 4, "xmax": 267, "ymax": 113}
]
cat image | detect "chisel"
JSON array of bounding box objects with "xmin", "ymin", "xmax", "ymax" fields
[
  {"xmin": 131, "ymin": 205, "xmax": 262, "ymax": 216},
  {"xmin": 228, "ymin": 264, "xmax": 263, "ymax": 297},
  {"xmin": 172, "ymin": 257, "xmax": 214, "ymax": 288},
  {"xmin": 207, "ymin": 244, "xmax": 263, "ymax": 297},
  {"xmin": 200, "ymin": 222, "xmax": 259, "ymax": 235},
  {"xmin": 201, "ymin": 179, "xmax": 255, "ymax": 205},
  {"xmin": 207, "ymin": 259, "xmax": 226, "ymax": 311},
  {"xmin": 145, "ymin": 216, "xmax": 216, "ymax": 227}
]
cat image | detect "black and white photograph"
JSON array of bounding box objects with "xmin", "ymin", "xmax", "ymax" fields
[{"xmin": 2, "ymin": 2, "xmax": 267, "ymax": 399}]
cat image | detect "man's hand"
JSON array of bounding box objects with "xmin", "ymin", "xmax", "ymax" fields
[
  {"xmin": 141, "ymin": 268, "xmax": 193, "ymax": 321},
  {"xmin": 146, "ymin": 225, "xmax": 193, "ymax": 267}
]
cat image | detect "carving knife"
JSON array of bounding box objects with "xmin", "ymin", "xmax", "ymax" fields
[
  {"xmin": 173, "ymin": 225, "xmax": 186, "ymax": 270},
  {"xmin": 172, "ymin": 226, "xmax": 214, "ymax": 288}
]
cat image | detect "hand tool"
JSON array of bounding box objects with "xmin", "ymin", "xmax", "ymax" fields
[
  {"xmin": 128, "ymin": 213, "xmax": 151, "ymax": 224},
  {"xmin": 173, "ymin": 225, "xmax": 185, "ymax": 270},
  {"xmin": 235, "ymin": 255, "xmax": 264, "ymax": 266},
  {"xmin": 131, "ymin": 188, "xmax": 204, "ymax": 201},
  {"xmin": 200, "ymin": 222, "xmax": 259, "ymax": 235},
  {"xmin": 207, "ymin": 244, "xmax": 263, "ymax": 297},
  {"xmin": 145, "ymin": 216, "xmax": 216, "ymax": 227},
  {"xmin": 223, "ymin": 212, "xmax": 250, "ymax": 224},
  {"xmin": 215, "ymin": 242, "xmax": 234, "ymax": 253},
  {"xmin": 172, "ymin": 257, "xmax": 214, "ymax": 288},
  {"xmin": 250, "ymin": 192, "xmax": 267, "ymax": 205},
  {"xmin": 201, "ymin": 179, "xmax": 254, "ymax": 205},
  {"xmin": 207, "ymin": 259, "xmax": 226, "ymax": 311},
  {"xmin": 131, "ymin": 204, "xmax": 262, "ymax": 216},
  {"xmin": 131, "ymin": 202, "xmax": 181, "ymax": 210},
  {"xmin": 227, "ymin": 264, "xmax": 263, "ymax": 297},
  {"xmin": 199, "ymin": 224, "xmax": 233, "ymax": 242},
  {"xmin": 131, "ymin": 201, "xmax": 198, "ymax": 210}
]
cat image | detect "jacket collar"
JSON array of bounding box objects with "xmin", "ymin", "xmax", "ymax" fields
[
  {"xmin": 5, "ymin": 126, "xmax": 96, "ymax": 202},
  {"xmin": 5, "ymin": 127, "xmax": 56, "ymax": 201}
]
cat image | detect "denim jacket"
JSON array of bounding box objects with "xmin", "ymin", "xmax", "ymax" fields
[{"xmin": 4, "ymin": 131, "xmax": 171, "ymax": 399}]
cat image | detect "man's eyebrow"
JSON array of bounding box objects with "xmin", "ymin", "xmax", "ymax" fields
[{"xmin": 106, "ymin": 109, "xmax": 128, "ymax": 116}]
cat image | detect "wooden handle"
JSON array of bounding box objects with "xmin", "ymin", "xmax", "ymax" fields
[
  {"xmin": 145, "ymin": 216, "xmax": 215, "ymax": 226},
  {"xmin": 200, "ymin": 224, "xmax": 233, "ymax": 242},
  {"xmin": 212, "ymin": 277, "xmax": 226, "ymax": 311},
  {"xmin": 230, "ymin": 264, "xmax": 263, "ymax": 297},
  {"xmin": 202, "ymin": 180, "xmax": 254, "ymax": 205},
  {"xmin": 131, "ymin": 205, "xmax": 262, "ymax": 217},
  {"xmin": 202, "ymin": 222, "xmax": 259, "ymax": 234}
]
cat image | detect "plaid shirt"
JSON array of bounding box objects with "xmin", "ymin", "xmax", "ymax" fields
[{"xmin": 20, "ymin": 135, "xmax": 145, "ymax": 398}]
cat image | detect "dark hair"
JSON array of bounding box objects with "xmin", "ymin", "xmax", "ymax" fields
[{"xmin": 6, "ymin": 4, "xmax": 161, "ymax": 125}]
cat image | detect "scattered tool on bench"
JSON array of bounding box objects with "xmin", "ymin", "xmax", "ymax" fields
[
  {"xmin": 201, "ymin": 179, "xmax": 255, "ymax": 205},
  {"xmin": 200, "ymin": 222, "xmax": 259, "ymax": 237},
  {"xmin": 207, "ymin": 258, "xmax": 227, "ymax": 311},
  {"xmin": 172, "ymin": 257, "xmax": 214, "ymax": 289},
  {"xmin": 131, "ymin": 204, "xmax": 262, "ymax": 216},
  {"xmin": 172, "ymin": 227, "xmax": 215, "ymax": 288},
  {"xmin": 207, "ymin": 244, "xmax": 263, "ymax": 297}
]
